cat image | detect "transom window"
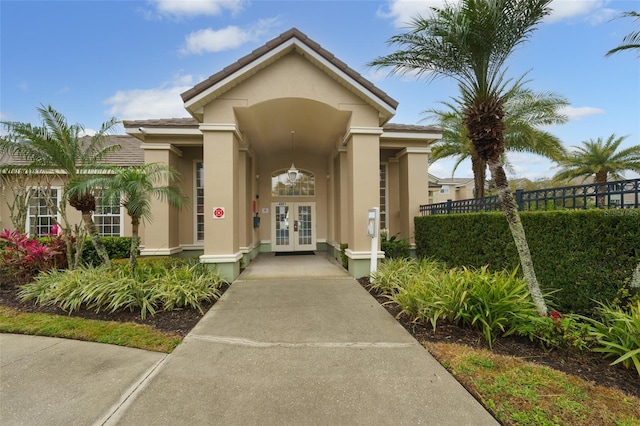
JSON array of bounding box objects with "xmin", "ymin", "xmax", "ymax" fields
[{"xmin": 271, "ymin": 169, "xmax": 315, "ymax": 197}]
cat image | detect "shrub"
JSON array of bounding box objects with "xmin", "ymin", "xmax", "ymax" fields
[
  {"xmin": 81, "ymin": 236, "xmax": 131, "ymax": 266},
  {"xmin": 18, "ymin": 258, "xmax": 225, "ymax": 319},
  {"xmin": 508, "ymin": 311, "xmax": 595, "ymax": 351},
  {"xmin": 585, "ymin": 301, "xmax": 640, "ymax": 376},
  {"xmin": 381, "ymin": 233, "xmax": 410, "ymax": 259},
  {"xmin": 340, "ymin": 243, "xmax": 348, "ymax": 269},
  {"xmin": 380, "ymin": 258, "xmax": 539, "ymax": 348},
  {"xmin": 1, "ymin": 228, "xmax": 66, "ymax": 282},
  {"xmin": 415, "ymin": 209, "xmax": 640, "ymax": 314}
]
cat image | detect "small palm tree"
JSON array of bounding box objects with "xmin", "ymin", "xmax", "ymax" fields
[
  {"xmin": 606, "ymin": 11, "xmax": 640, "ymax": 57},
  {"xmin": 0, "ymin": 105, "xmax": 120, "ymax": 267},
  {"xmin": 370, "ymin": 0, "xmax": 553, "ymax": 315},
  {"xmin": 554, "ymin": 134, "xmax": 640, "ymax": 206},
  {"xmin": 80, "ymin": 163, "xmax": 188, "ymax": 272},
  {"xmin": 429, "ymin": 85, "xmax": 568, "ymax": 197}
]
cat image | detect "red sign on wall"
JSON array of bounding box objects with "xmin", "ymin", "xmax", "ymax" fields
[{"xmin": 213, "ymin": 207, "xmax": 226, "ymax": 219}]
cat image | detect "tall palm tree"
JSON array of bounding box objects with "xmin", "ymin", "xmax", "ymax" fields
[
  {"xmin": 428, "ymin": 85, "xmax": 568, "ymax": 197},
  {"xmin": 606, "ymin": 11, "xmax": 640, "ymax": 57},
  {"xmin": 0, "ymin": 105, "xmax": 120, "ymax": 267},
  {"xmin": 79, "ymin": 163, "xmax": 188, "ymax": 272},
  {"xmin": 553, "ymin": 134, "xmax": 640, "ymax": 187},
  {"xmin": 369, "ymin": 0, "xmax": 552, "ymax": 315}
]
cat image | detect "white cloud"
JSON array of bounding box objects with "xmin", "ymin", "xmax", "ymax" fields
[
  {"xmin": 559, "ymin": 105, "xmax": 606, "ymax": 120},
  {"xmin": 378, "ymin": 0, "xmax": 616, "ymax": 27},
  {"xmin": 148, "ymin": 0, "xmax": 246, "ymax": 19},
  {"xmin": 378, "ymin": 0, "xmax": 448, "ymax": 28},
  {"xmin": 104, "ymin": 74, "xmax": 194, "ymax": 120},
  {"xmin": 546, "ymin": 0, "xmax": 612, "ymax": 23},
  {"xmin": 179, "ymin": 18, "xmax": 279, "ymax": 56}
]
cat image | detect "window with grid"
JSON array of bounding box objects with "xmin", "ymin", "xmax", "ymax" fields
[
  {"xmin": 196, "ymin": 161, "xmax": 204, "ymax": 241},
  {"xmin": 379, "ymin": 163, "xmax": 387, "ymax": 229},
  {"xmin": 94, "ymin": 192, "xmax": 122, "ymax": 236},
  {"xmin": 27, "ymin": 188, "xmax": 59, "ymax": 237}
]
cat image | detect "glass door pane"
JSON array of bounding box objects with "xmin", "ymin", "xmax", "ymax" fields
[
  {"xmin": 297, "ymin": 205, "xmax": 312, "ymax": 246},
  {"xmin": 274, "ymin": 204, "xmax": 290, "ymax": 248}
]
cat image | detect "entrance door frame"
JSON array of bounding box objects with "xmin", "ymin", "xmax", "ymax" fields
[{"xmin": 271, "ymin": 202, "xmax": 317, "ymax": 252}]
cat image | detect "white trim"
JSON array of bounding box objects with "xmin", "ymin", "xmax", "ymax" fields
[
  {"xmin": 184, "ymin": 38, "xmax": 396, "ymax": 118},
  {"xmin": 341, "ymin": 126, "xmax": 383, "ymax": 146},
  {"xmin": 381, "ymin": 131, "xmax": 441, "ymax": 140},
  {"xmin": 180, "ymin": 244, "xmax": 204, "ymax": 250},
  {"xmin": 140, "ymin": 247, "xmax": 183, "ymax": 256},
  {"xmin": 396, "ymin": 147, "xmax": 431, "ymax": 158},
  {"xmin": 345, "ymin": 249, "xmax": 385, "ymax": 260},
  {"xmin": 200, "ymin": 252, "xmax": 243, "ymax": 263},
  {"xmin": 141, "ymin": 143, "xmax": 183, "ymax": 157},
  {"xmin": 198, "ymin": 124, "xmax": 244, "ymax": 141},
  {"xmin": 129, "ymin": 127, "xmax": 202, "ymax": 137},
  {"xmin": 239, "ymin": 241, "xmax": 260, "ymax": 254}
]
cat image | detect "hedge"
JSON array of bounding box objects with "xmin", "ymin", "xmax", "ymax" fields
[
  {"xmin": 81, "ymin": 236, "xmax": 132, "ymax": 266},
  {"xmin": 415, "ymin": 209, "xmax": 640, "ymax": 315}
]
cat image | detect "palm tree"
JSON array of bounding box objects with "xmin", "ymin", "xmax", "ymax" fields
[
  {"xmin": 554, "ymin": 134, "xmax": 640, "ymax": 207},
  {"xmin": 79, "ymin": 163, "xmax": 188, "ymax": 272},
  {"xmin": 0, "ymin": 105, "xmax": 120, "ymax": 267},
  {"xmin": 606, "ymin": 11, "xmax": 640, "ymax": 57},
  {"xmin": 369, "ymin": 0, "xmax": 552, "ymax": 315},
  {"xmin": 428, "ymin": 85, "xmax": 568, "ymax": 197}
]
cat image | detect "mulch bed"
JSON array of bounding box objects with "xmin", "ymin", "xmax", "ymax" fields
[
  {"xmin": 1, "ymin": 272, "xmax": 638, "ymax": 399},
  {"xmin": 355, "ymin": 278, "xmax": 640, "ymax": 399}
]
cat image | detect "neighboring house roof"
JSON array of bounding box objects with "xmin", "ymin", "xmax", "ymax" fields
[
  {"xmin": 0, "ymin": 135, "xmax": 143, "ymax": 167},
  {"xmin": 180, "ymin": 28, "xmax": 398, "ymax": 124},
  {"xmin": 428, "ymin": 173, "xmax": 474, "ymax": 186}
]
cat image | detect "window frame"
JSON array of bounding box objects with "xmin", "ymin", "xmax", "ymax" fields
[{"xmin": 26, "ymin": 186, "xmax": 61, "ymax": 238}]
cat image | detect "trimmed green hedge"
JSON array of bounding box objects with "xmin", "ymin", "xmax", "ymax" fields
[
  {"xmin": 415, "ymin": 209, "xmax": 640, "ymax": 315},
  {"xmin": 82, "ymin": 237, "xmax": 132, "ymax": 266}
]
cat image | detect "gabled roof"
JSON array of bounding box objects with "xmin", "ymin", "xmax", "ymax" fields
[
  {"xmin": 0, "ymin": 135, "xmax": 143, "ymax": 167},
  {"xmin": 181, "ymin": 28, "xmax": 398, "ymax": 123}
]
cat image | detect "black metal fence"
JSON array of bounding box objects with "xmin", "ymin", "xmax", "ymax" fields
[{"xmin": 420, "ymin": 178, "xmax": 640, "ymax": 215}]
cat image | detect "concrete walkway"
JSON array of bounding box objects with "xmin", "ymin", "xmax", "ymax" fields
[{"xmin": 1, "ymin": 253, "xmax": 498, "ymax": 425}]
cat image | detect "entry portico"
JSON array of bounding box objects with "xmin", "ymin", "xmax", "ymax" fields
[{"xmin": 124, "ymin": 28, "xmax": 441, "ymax": 281}]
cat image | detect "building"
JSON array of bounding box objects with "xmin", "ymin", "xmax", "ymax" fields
[
  {"xmin": 427, "ymin": 174, "xmax": 475, "ymax": 204},
  {"xmin": 1, "ymin": 28, "xmax": 442, "ymax": 281}
]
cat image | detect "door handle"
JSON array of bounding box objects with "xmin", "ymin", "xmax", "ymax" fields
[{"xmin": 294, "ymin": 220, "xmax": 299, "ymax": 232}]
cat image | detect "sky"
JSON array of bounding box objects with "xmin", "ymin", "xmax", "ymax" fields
[{"xmin": 1, "ymin": 0, "xmax": 639, "ymax": 181}]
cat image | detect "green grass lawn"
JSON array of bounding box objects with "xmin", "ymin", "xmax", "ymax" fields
[{"xmin": 0, "ymin": 306, "xmax": 181, "ymax": 353}]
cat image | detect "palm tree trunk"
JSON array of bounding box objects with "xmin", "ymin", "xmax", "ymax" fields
[
  {"xmin": 81, "ymin": 212, "xmax": 111, "ymax": 267},
  {"xmin": 631, "ymin": 262, "xmax": 640, "ymax": 289},
  {"xmin": 595, "ymin": 171, "xmax": 608, "ymax": 208},
  {"xmin": 487, "ymin": 157, "xmax": 548, "ymax": 316},
  {"xmin": 471, "ymin": 150, "xmax": 487, "ymax": 199},
  {"xmin": 130, "ymin": 219, "xmax": 140, "ymax": 273}
]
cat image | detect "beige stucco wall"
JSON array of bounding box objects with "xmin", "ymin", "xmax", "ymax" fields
[{"xmin": 0, "ymin": 174, "xmax": 133, "ymax": 238}]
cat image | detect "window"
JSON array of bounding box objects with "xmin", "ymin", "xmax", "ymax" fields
[
  {"xmin": 196, "ymin": 161, "xmax": 204, "ymax": 241},
  {"xmin": 379, "ymin": 163, "xmax": 387, "ymax": 229},
  {"xmin": 440, "ymin": 185, "xmax": 450, "ymax": 194},
  {"xmin": 27, "ymin": 187, "xmax": 59, "ymax": 237},
  {"xmin": 271, "ymin": 169, "xmax": 315, "ymax": 197},
  {"xmin": 94, "ymin": 192, "xmax": 122, "ymax": 236}
]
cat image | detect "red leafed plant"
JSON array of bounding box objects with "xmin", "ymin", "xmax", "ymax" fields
[{"xmin": 0, "ymin": 227, "xmax": 65, "ymax": 283}]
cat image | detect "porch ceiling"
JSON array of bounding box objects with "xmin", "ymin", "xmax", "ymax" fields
[{"xmin": 234, "ymin": 98, "xmax": 350, "ymax": 157}]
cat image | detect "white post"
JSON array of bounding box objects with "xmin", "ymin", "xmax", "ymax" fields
[{"xmin": 367, "ymin": 207, "xmax": 379, "ymax": 283}]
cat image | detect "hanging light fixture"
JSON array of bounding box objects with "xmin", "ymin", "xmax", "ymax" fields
[{"xmin": 287, "ymin": 130, "xmax": 298, "ymax": 182}]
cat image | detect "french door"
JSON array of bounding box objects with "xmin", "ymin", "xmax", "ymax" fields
[{"xmin": 271, "ymin": 202, "xmax": 316, "ymax": 251}]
